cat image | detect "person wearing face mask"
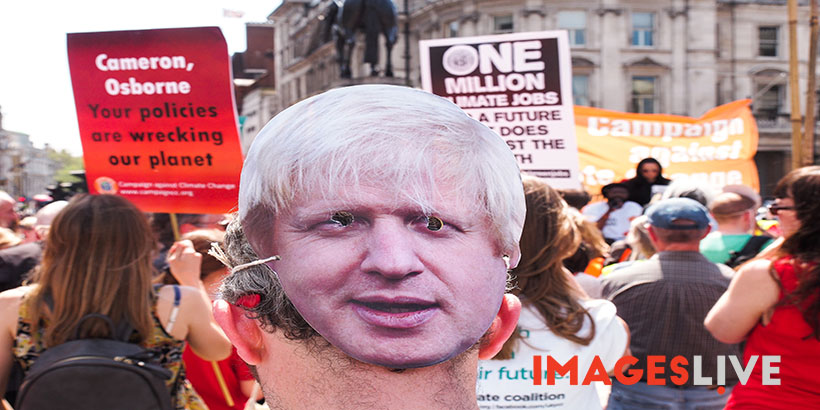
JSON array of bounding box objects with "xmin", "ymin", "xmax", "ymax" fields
[
  {"xmin": 705, "ymin": 166, "xmax": 820, "ymax": 409},
  {"xmin": 211, "ymin": 84, "xmax": 526, "ymax": 410},
  {"xmin": 622, "ymin": 158, "xmax": 671, "ymax": 206},
  {"xmin": 582, "ymin": 183, "xmax": 643, "ymax": 245}
]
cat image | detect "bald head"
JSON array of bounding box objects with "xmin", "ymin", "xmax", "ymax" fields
[
  {"xmin": 709, "ymin": 192, "xmax": 755, "ymax": 221},
  {"xmin": 706, "ymin": 192, "xmax": 756, "ymax": 235},
  {"xmin": 0, "ymin": 191, "xmax": 17, "ymax": 229},
  {"xmin": 34, "ymin": 200, "xmax": 68, "ymax": 239}
]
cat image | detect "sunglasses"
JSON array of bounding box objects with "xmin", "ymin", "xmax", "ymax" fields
[{"xmin": 767, "ymin": 204, "xmax": 796, "ymax": 215}]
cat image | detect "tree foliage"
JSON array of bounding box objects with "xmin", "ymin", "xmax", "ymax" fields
[{"xmin": 48, "ymin": 149, "xmax": 84, "ymax": 183}]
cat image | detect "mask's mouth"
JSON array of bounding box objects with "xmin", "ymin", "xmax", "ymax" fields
[
  {"xmin": 353, "ymin": 301, "xmax": 437, "ymax": 313},
  {"xmin": 350, "ymin": 298, "xmax": 440, "ymax": 329}
]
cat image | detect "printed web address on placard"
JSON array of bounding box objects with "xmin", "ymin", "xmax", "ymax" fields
[
  {"xmin": 118, "ymin": 181, "xmax": 236, "ymax": 190},
  {"xmin": 119, "ymin": 189, "xmax": 192, "ymax": 197}
]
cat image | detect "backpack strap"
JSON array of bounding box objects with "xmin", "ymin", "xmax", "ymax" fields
[
  {"xmin": 163, "ymin": 285, "xmax": 182, "ymax": 334},
  {"xmin": 726, "ymin": 235, "xmax": 772, "ymax": 267},
  {"xmin": 738, "ymin": 235, "xmax": 771, "ymax": 257},
  {"xmin": 46, "ymin": 290, "xmax": 134, "ymax": 343}
]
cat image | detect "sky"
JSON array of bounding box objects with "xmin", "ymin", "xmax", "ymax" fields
[{"xmin": 0, "ymin": 0, "xmax": 280, "ymax": 155}]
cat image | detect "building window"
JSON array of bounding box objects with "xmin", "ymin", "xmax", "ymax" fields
[
  {"xmin": 447, "ymin": 20, "xmax": 460, "ymax": 38},
  {"xmin": 754, "ymin": 84, "xmax": 782, "ymax": 120},
  {"xmin": 573, "ymin": 75, "xmax": 590, "ymax": 106},
  {"xmin": 759, "ymin": 26, "xmax": 779, "ymax": 57},
  {"xmin": 631, "ymin": 76, "xmax": 658, "ymax": 113},
  {"xmin": 493, "ymin": 15, "xmax": 514, "ymax": 33},
  {"xmin": 631, "ymin": 12, "xmax": 655, "ymax": 47},
  {"xmin": 558, "ymin": 11, "xmax": 586, "ymax": 47}
]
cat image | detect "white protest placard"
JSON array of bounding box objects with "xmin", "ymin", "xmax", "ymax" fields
[{"xmin": 420, "ymin": 31, "xmax": 581, "ymax": 189}]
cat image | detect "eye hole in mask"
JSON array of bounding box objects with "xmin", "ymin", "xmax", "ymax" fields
[
  {"xmin": 330, "ymin": 211, "xmax": 354, "ymax": 227},
  {"xmin": 426, "ymin": 216, "xmax": 443, "ymax": 231}
]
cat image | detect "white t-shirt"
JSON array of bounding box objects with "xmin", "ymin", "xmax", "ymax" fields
[
  {"xmin": 581, "ymin": 201, "xmax": 643, "ymax": 240},
  {"xmin": 476, "ymin": 299, "xmax": 628, "ymax": 410}
]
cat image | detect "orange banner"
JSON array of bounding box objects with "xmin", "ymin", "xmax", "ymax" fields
[{"xmin": 575, "ymin": 100, "xmax": 759, "ymax": 194}]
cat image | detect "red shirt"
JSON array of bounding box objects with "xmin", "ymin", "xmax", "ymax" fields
[
  {"xmin": 725, "ymin": 256, "xmax": 820, "ymax": 409},
  {"xmin": 183, "ymin": 346, "xmax": 255, "ymax": 410}
]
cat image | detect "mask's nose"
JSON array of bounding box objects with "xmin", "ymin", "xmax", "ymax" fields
[{"xmin": 359, "ymin": 218, "xmax": 425, "ymax": 280}]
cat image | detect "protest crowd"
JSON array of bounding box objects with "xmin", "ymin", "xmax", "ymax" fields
[{"xmin": 0, "ymin": 84, "xmax": 819, "ymax": 410}]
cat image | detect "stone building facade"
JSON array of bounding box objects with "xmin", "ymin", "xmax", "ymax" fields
[
  {"xmin": 257, "ymin": 0, "xmax": 819, "ymax": 194},
  {"xmin": 233, "ymin": 22, "xmax": 278, "ymax": 153},
  {"xmin": 0, "ymin": 117, "xmax": 59, "ymax": 199}
]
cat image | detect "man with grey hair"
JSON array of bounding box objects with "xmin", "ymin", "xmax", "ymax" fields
[
  {"xmin": 213, "ymin": 84, "xmax": 526, "ymax": 409},
  {"xmin": 601, "ymin": 198, "xmax": 740, "ymax": 409},
  {"xmin": 0, "ymin": 191, "xmax": 17, "ymax": 230}
]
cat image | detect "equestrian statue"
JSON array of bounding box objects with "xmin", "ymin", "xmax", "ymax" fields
[{"xmin": 322, "ymin": 0, "xmax": 398, "ymax": 78}]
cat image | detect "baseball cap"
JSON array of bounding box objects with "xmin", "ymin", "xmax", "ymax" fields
[{"xmin": 646, "ymin": 198, "xmax": 710, "ymax": 230}]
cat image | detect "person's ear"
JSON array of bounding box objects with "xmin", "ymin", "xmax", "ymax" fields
[
  {"xmin": 34, "ymin": 226, "xmax": 48, "ymax": 241},
  {"xmin": 478, "ymin": 294, "xmax": 521, "ymax": 360},
  {"xmin": 213, "ymin": 299, "xmax": 265, "ymax": 365},
  {"xmin": 505, "ymin": 245, "xmax": 522, "ymax": 270},
  {"xmin": 699, "ymin": 224, "xmax": 712, "ymax": 239},
  {"xmin": 647, "ymin": 225, "xmax": 659, "ymax": 243},
  {"xmin": 745, "ymin": 210, "xmax": 756, "ymax": 229}
]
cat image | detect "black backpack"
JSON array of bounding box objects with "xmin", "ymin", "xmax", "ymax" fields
[
  {"xmin": 15, "ymin": 313, "xmax": 174, "ymax": 410},
  {"xmin": 725, "ymin": 235, "xmax": 772, "ymax": 268}
]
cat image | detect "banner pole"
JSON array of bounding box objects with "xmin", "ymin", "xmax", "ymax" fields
[
  {"xmin": 211, "ymin": 360, "xmax": 235, "ymax": 407},
  {"xmin": 169, "ymin": 213, "xmax": 181, "ymax": 241},
  {"xmin": 804, "ymin": 0, "xmax": 819, "ymax": 165},
  {"xmin": 788, "ymin": 0, "xmax": 804, "ymax": 170}
]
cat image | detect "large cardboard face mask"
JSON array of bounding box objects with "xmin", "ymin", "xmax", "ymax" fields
[{"xmin": 264, "ymin": 183, "xmax": 508, "ymax": 368}]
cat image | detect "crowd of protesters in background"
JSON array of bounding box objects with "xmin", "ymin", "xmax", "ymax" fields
[
  {"xmin": 577, "ymin": 161, "xmax": 820, "ymax": 408},
  {"xmin": 0, "ymin": 159, "xmax": 817, "ymax": 410},
  {"xmin": 0, "ymin": 192, "xmax": 261, "ymax": 410}
]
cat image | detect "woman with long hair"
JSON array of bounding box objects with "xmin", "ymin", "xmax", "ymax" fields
[
  {"xmin": 705, "ymin": 166, "xmax": 820, "ymax": 408},
  {"xmin": 0, "ymin": 194, "xmax": 231, "ymax": 409},
  {"xmin": 622, "ymin": 157, "xmax": 671, "ymax": 206},
  {"xmin": 477, "ymin": 176, "xmax": 629, "ymax": 409}
]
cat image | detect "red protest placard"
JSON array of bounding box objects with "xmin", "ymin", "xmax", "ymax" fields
[{"xmin": 67, "ymin": 27, "xmax": 244, "ymax": 214}]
